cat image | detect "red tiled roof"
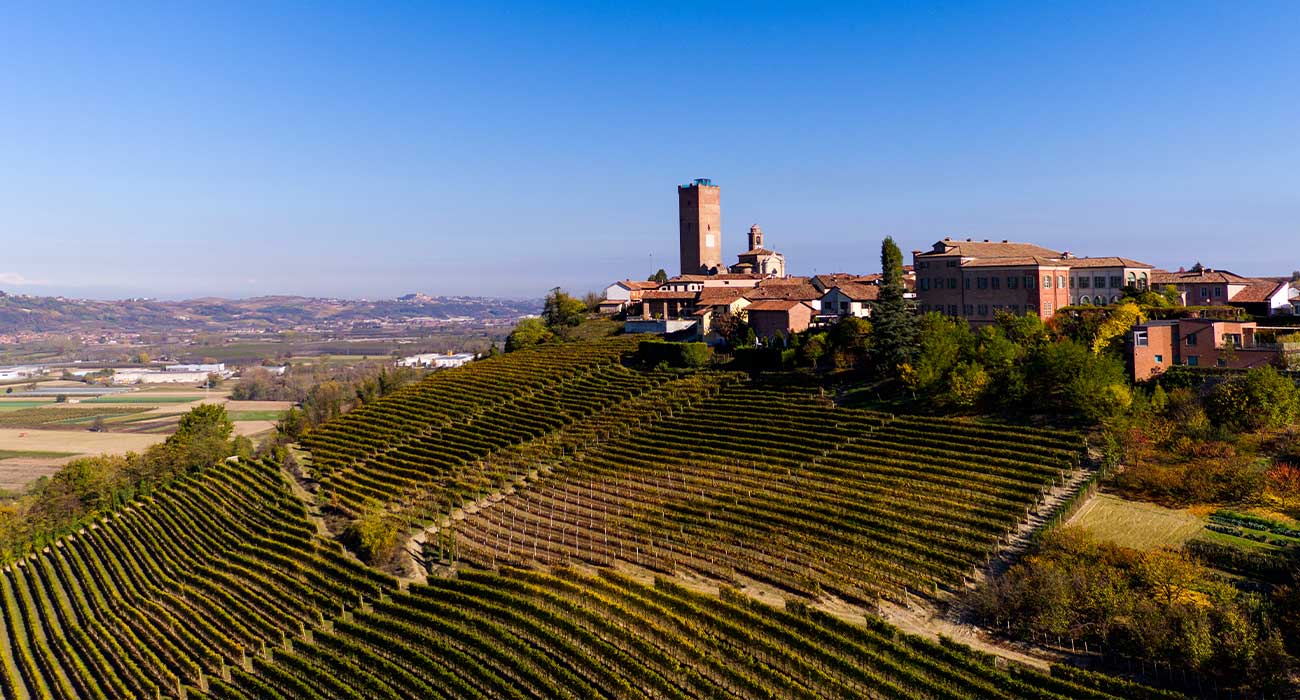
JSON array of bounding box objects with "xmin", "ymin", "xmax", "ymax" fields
[
  {"xmin": 745, "ymin": 299, "xmax": 810, "ymax": 312},
  {"xmin": 962, "ymin": 256, "xmax": 1070, "ymax": 268},
  {"xmin": 1150, "ymin": 269, "xmax": 1253, "ymax": 285},
  {"xmin": 745, "ymin": 283, "xmax": 821, "ymax": 301},
  {"xmin": 1231, "ymin": 280, "xmax": 1288, "ymax": 303},
  {"xmin": 1064, "ymin": 256, "xmax": 1154, "ymax": 269},
  {"xmin": 695, "ymin": 288, "xmax": 749, "ymax": 305},
  {"xmin": 917, "ymin": 238, "xmax": 1063, "ymax": 259},
  {"xmin": 641, "ymin": 290, "xmax": 699, "ymax": 300},
  {"xmin": 825, "ymin": 283, "xmax": 881, "ymax": 301}
]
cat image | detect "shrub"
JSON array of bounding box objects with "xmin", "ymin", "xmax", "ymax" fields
[
  {"xmin": 1205, "ymin": 366, "xmax": 1300, "ymax": 432},
  {"xmin": 637, "ymin": 340, "xmax": 711, "ymax": 368}
]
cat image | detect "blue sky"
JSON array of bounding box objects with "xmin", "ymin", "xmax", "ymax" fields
[{"xmin": 1, "ymin": 2, "xmax": 1297, "ymax": 300}]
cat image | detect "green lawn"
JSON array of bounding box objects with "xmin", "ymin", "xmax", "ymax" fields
[
  {"xmin": 1068, "ymin": 493, "xmax": 1206, "ymax": 550},
  {"xmin": 84, "ymin": 395, "xmax": 202, "ymax": 404},
  {"xmin": 0, "ymin": 449, "xmax": 76, "ymax": 460},
  {"xmin": 228, "ymin": 410, "xmax": 287, "ymax": 421}
]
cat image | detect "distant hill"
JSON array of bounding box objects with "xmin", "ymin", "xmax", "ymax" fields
[{"xmin": 0, "ymin": 291, "xmax": 540, "ymax": 333}]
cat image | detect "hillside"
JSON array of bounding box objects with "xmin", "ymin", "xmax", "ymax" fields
[
  {"xmin": 0, "ymin": 292, "xmax": 538, "ymax": 333},
  {"xmin": 0, "ymin": 335, "xmax": 1167, "ymax": 699}
]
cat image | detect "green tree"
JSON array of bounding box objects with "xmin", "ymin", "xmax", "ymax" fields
[
  {"xmin": 902, "ymin": 313, "xmax": 972, "ymax": 396},
  {"xmin": 871, "ymin": 237, "xmax": 917, "ymax": 377},
  {"xmin": 504, "ymin": 318, "xmax": 554, "ymax": 352},
  {"xmin": 1205, "ymin": 366, "xmax": 1300, "ymax": 431},
  {"xmin": 542, "ymin": 287, "xmax": 587, "ymax": 328},
  {"xmin": 649, "ymin": 269, "xmax": 668, "ymax": 285}
]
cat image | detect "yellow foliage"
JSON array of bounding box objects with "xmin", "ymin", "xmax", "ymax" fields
[{"xmin": 1092, "ymin": 302, "xmax": 1146, "ymax": 354}]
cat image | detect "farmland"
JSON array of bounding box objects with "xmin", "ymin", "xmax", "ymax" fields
[{"xmin": 0, "ymin": 336, "xmax": 1168, "ymax": 699}]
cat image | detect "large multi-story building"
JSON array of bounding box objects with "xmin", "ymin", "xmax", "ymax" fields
[
  {"xmin": 1130, "ymin": 318, "xmax": 1297, "ymax": 380},
  {"xmin": 1064, "ymin": 257, "xmax": 1154, "ymax": 306},
  {"xmin": 678, "ymin": 178, "xmax": 723, "ymax": 275},
  {"xmin": 912, "ymin": 238, "xmax": 1071, "ymax": 324}
]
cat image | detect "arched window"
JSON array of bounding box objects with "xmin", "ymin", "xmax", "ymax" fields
[
  {"xmin": 1095, "ymin": 295, "xmax": 1106, "ymax": 305},
  {"xmin": 1111, "ymin": 295, "xmax": 1121, "ymax": 304},
  {"xmin": 1127, "ymin": 271, "xmax": 1136, "ymax": 284},
  {"xmin": 1138, "ymin": 272, "xmax": 1148, "ymax": 290},
  {"xmin": 1079, "ymin": 297, "xmax": 1090, "ymax": 306}
]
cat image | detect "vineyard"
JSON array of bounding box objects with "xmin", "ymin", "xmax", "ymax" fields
[
  {"xmin": 0, "ymin": 336, "xmax": 1130, "ymax": 699},
  {"xmin": 0, "ymin": 454, "xmax": 1138, "ymax": 699},
  {"xmin": 0, "ymin": 407, "xmax": 150, "ymax": 428}
]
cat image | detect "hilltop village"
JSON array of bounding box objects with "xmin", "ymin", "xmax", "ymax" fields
[{"xmin": 600, "ymin": 178, "xmax": 1300, "ymax": 376}]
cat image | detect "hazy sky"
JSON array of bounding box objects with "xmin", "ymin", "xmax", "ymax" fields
[{"xmin": 2, "ymin": 2, "xmax": 1297, "ymax": 300}]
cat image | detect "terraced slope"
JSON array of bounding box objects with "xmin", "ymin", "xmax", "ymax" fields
[
  {"xmin": 0, "ymin": 457, "xmax": 1131, "ymax": 700},
  {"xmin": 442, "ymin": 382, "xmax": 1084, "ymax": 605}
]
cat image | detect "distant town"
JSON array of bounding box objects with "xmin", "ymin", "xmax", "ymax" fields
[{"xmin": 599, "ymin": 178, "xmax": 1300, "ymax": 375}]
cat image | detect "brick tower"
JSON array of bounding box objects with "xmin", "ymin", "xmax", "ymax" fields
[{"xmin": 678, "ymin": 178, "xmax": 722, "ymax": 275}]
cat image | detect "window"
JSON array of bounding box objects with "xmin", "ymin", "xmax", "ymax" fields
[
  {"xmin": 948, "ymin": 278, "xmax": 957, "ymax": 289},
  {"xmin": 920, "ymin": 278, "xmax": 930, "ymax": 291},
  {"xmin": 1214, "ymin": 287, "xmax": 1223, "ymax": 298},
  {"xmin": 947, "ymin": 304, "xmax": 957, "ymax": 316},
  {"xmin": 1186, "ymin": 333, "xmax": 1198, "ymax": 346},
  {"xmin": 975, "ymin": 277, "xmax": 986, "ymax": 289},
  {"xmin": 919, "ymin": 261, "xmax": 930, "ymax": 270},
  {"xmin": 1225, "ymin": 333, "xmax": 1242, "ymax": 348},
  {"xmin": 1069, "ymin": 276, "xmax": 1076, "ymax": 289},
  {"xmin": 1201, "ymin": 286, "xmax": 1210, "ymax": 299},
  {"xmin": 1058, "ymin": 275, "xmax": 1066, "ymax": 288},
  {"xmin": 991, "ymin": 276, "xmax": 1000, "ymax": 289},
  {"xmin": 1043, "ymin": 301, "xmax": 1053, "ymax": 314},
  {"xmin": 1043, "ymin": 275, "xmax": 1053, "ymax": 288},
  {"xmin": 1217, "ymin": 358, "xmax": 1227, "ymax": 367},
  {"xmin": 1110, "ymin": 275, "xmax": 1122, "ymax": 289},
  {"xmin": 963, "ymin": 304, "xmax": 974, "ymax": 316},
  {"xmin": 977, "ymin": 304, "xmax": 988, "ymax": 316},
  {"xmin": 946, "ymin": 260, "xmax": 957, "ymax": 268},
  {"xmin": 1139, "ymin": 273, "xmax": 1148, "ymax": 290},
  {"xmin": 1154, "ymin": 354, "xmax": 1163, "ymax": 363},
  {"xmin": 1134, "ymin": 330, "xmax": 1148, "ymax": 346},
  {"xmin": 1093, "ymin": 276, "xmax": 1106, "ymax": 288},
  {"xmin": 1187, "ymin": 356, "xmax": 1199, "ymax": 366},
  {"xmin": 1024, "ymin": 276, "xmax": 1036, "ymax": 288},
  {"xmin": 840, "ymin": 301, "xmax": 849, "ymax": 312},
  {"xmin": 964, "ymin": 278, "xmax": 971, "ymax": 289},
  {"xmin": 1079, "ymin": 276, "xmax": 1091, "ymax": 289},
  {"xmin": 1008, "ymin": 276, "xmax": 1018, "ymax": 289}
]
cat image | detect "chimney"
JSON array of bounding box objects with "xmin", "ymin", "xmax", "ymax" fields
[
  {"xmin": 983, "ymin": 239, "xmax": 990, "ymax": 243},
  {"xmin": 1178, "ymin": 266, "xmax": 1185, "ymax": 272},
  {"xmin": 1002, "ymin": 239, "xmax": 1009, "ymax": 243}
]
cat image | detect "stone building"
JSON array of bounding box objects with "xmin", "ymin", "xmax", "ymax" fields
[
  {"xmin": 729, "ymin": 225, "xmax": 786, "ymax": 277},
  {"xmin": 913, "ymin": 238, "xmax": 1071, "ymax": 325},
  {"xmin": 678, "ymin": 178, "xmax": 723, "ymax": 275}
]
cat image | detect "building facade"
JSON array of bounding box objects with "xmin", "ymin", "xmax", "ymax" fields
[
  {"xmin": 730, "ymin": 224, "xmax": 786, "ymax": 277},
  {"xmin": 1130, "ymin": 318, "xmax": 1287, "ymax": 380},
  {"xmin": 1064, "ymin": 257, "xmax": 1154, "ymax": 306},
  {"xmin": 678, "ymin": 178, "xmax": 723, "ymax": 275},
  {"xmin": 912, "ymin": 239, "xmax": 1071, "ymax": 325}
]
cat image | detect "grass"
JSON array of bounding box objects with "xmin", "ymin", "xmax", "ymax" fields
[
  {"xmin": 84, "ymin": 395, "xmax": 202, "ymax": 404},
  {"xmin": 0, "ymin": 401, "xmax": 56, "ymax": 411},
  {"xmin": 1068, "ymin": 493, "xmax": 1205, "ymax": 550},
  {"xmin": 228, "ymin": 410, "xmax": 286, "ymax": 422},
  {"xmin": 0, "ymin": 449, "xmax": 76, "ymax": 460}
]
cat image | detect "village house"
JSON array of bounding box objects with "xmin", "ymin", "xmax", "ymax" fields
[
  {"xmin": 746, "ymin": 299, "xmax": 816, "ymax": 340},
  {"xmin": 1130, "ymin": 317, "xmax": 1297, "ymax": 380},
  {"xmin": 599, "ymin": 280, "xmax": 660, "ymax": 314},
  {"xmin": 819, "ymin": 282, "xmax": 879, "ymax": 319}
]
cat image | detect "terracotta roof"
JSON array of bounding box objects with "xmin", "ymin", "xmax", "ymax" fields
[
  {"xmin": 745, "ymin": 282, "xmax": 821, "ymax": 301},
  {"xmin": 745, "ymin": 299, "xmax": 810, "ymax": 312},
  {"xmin": 1231, "ymin": 280, "xmax": 1288, "ymax": 303},
  {"xmin": 1064, "ymin": 257, "xmax": 1154, "ymax": 269},
  {"xmin": 917, "ymin": 238, "xmax": 1063, "ymax": 259},
  {"xmin": 737, "ymin": 248, "xmax": 779, "ymax": 257},
  {"xmin": 695, "ymin": 288, "xmax": 749, "ymax": 305},
  {"xmin": 756, "ymin": 276, "xmax": 812, "ymax": 287},
  {"xmin": 1150, "ymin": 269, "xmax": 1253, "ymax": 285},
  {"xmin": 641, "ymin": 290, "xmax": 699, "ymax": 301},
  {"xmin": 825, "ymin": 283, "xmax": 880, "ymax": 301},
  {"xmin": 962, "ymin": 256, "xmax": 1070, "ymax": 268},
  {"xmin": 710, "ymin": 272, "xmax": 769, "ymax": 280}
]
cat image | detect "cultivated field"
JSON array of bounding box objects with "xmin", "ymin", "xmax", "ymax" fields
[{"xmin": 1067, "ymin": 492, "xmax": 1205, "ymax": 550}]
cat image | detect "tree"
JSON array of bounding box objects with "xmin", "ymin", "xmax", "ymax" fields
[
  {"xmin": 89, "ymin": 416, "xmax": 107, "ymax": 433},
  {"xmin": 871, "ymin": 237, "xmax": 917, "ymax": 377},
  {"xmin": 581, "ymin": 290, "xmax": 603, "ymax": 312},
  {"xmin": 711, "ymin": 311, "xmax": 751, "ymax": 348},
  {"xmin": 131, "ymin": 351, "xmax": 151, "ymax": 364},
  {"xmin": 541, "ymin": 288, "xmax": 586, "ymax": 328},
  {"xmin": 1205, "ymin": 366, "xmax": 1300, "ymax": 431},
  {"xmin": 505, "ymin": 318, "xmax": 554, "ymax": 352},
  {"xmin": 649, "ymin": 269, "xmax": 668, "ymax": 285},
  {"xmin": 903, "ymin": 313, "xmax": 972, "ymax": 396},
  {"xmin": 1090, "ymin": 302, "xmax": 1145, "ymax": 354}
]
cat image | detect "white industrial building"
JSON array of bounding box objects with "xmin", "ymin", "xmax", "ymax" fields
[
  {"xmin": 166, "ymin": 363, "xmax": 226, "ymax": 373},
  {"xmin": 397, "ymin": 352, "xmax": 477, "ymax": 369}
]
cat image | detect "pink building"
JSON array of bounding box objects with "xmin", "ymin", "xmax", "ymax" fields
[{"xmin": 1130, "ymin": 318, "xmax": 1282, "ymax": 381}]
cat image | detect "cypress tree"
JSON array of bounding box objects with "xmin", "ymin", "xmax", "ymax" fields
[{"xmin": 872, "ymin": 236, "xmax": 918, "ymax": 375}]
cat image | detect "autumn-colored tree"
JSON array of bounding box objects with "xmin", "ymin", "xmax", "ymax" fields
[{"xmin": 1090, "ymin": 302, "xmax": 1145, "ymax": 354}]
